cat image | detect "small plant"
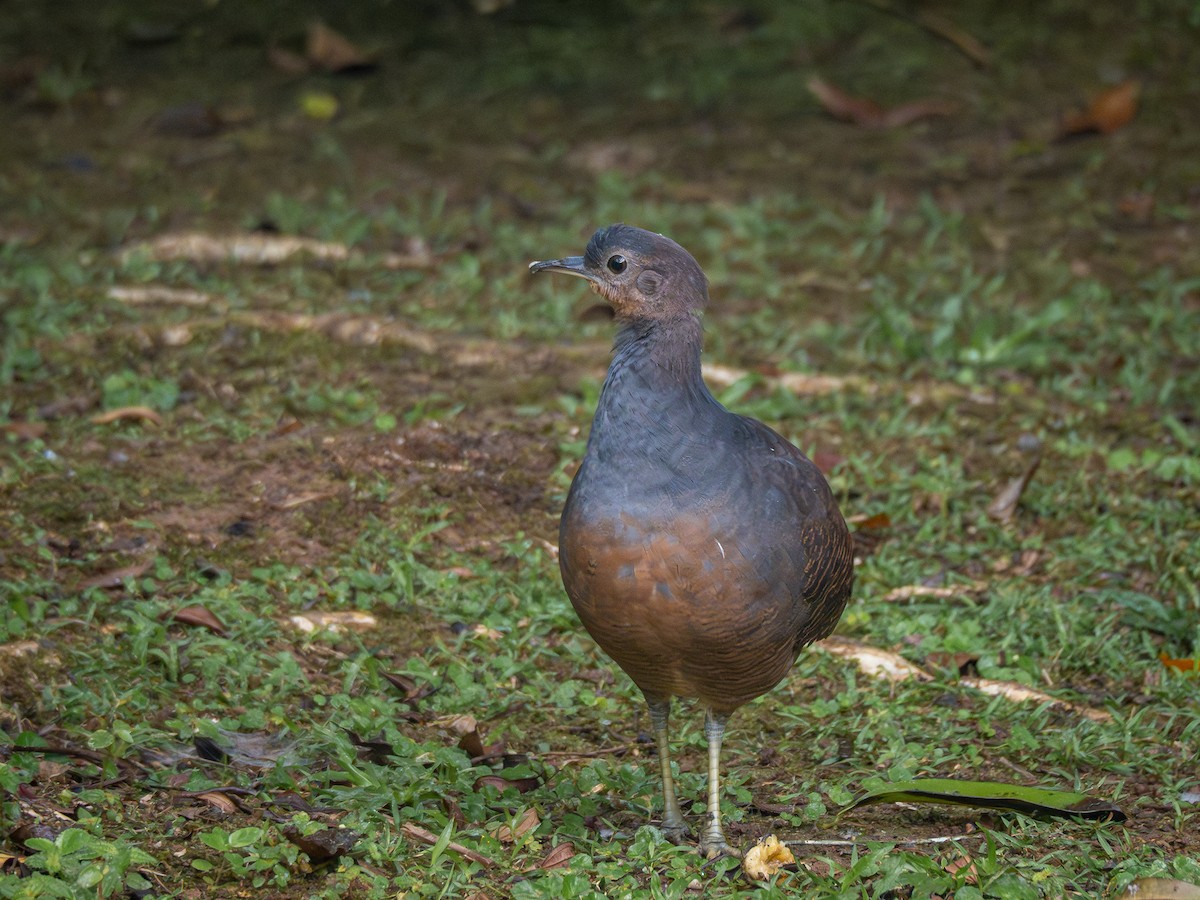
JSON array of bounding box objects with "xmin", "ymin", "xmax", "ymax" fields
[{"xmin": 15, "ymin": 828, "xmax": 156, "ymax": 898}]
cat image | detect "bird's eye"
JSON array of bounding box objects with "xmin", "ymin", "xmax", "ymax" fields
[{"xmin": 607, "ymin": 255, "xmax": 627, "ymax": 274}]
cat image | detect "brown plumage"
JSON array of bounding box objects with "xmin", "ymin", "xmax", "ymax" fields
[{"xmin": 530, "ymin": 225, "xmax": 854, "ymax": 857}]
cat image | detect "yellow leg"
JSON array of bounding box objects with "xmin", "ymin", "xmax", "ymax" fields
[
  {"xmin": 700, "ymin": 709, "xmax": 734, "ymax": 858},
  {"xmin": 646, "ymin": 698, "xmax": 687, "ymax": 841}
]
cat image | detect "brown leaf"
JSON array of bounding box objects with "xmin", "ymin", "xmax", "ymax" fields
[
  {"xmin": 267, "ymin": 46, "xmax": 311, "ymax": 76},
  {"xmin": 167, "ymin": 604, "xmax": 228, "ymax": 636},
  {"xmin": 399, "ymin": 821, "xmax": 492, "ymax": 867},
  {"xmin": 807, "ymin": 77, "xmax": 886, "ymax": 126},
  {"xmin": 381, "ymin": 670, "xmax": 437, "ymax": 703},
  {"xmin": 79, "ymin": 560, "xmax": 152, "ymax": 590},
  {"xmin": 490, "ymin": 808, "xmax": 539, "ymax": 843},
  {"xmin": 474, "ymin": 774, "xmax": 541, "ymax": 794},
  {"xmin": 192, "ymin": 791, "xmax": 239, "ymax": 814},
  {"xmin": 987, "ymin": 452, "xmax": 1042, "ymax": 523},
  {"xmin": 306, "ymin": 21, "xmax": 375, "ymax": 72},
  {"xmin": 1060, "ymin": 81, "xmax": 1140, "ymax": 137},
  {"xmin": 437, "ymin": 714, "xmax": 486, "ymax": 758},
  {"xmin": 1160, "ymin": 654, "xmax": 1198, "ymax": 672},
  {"xmin": 849, "ymin": 511, "xmax": 891, "ymax": 531},
  {"xmin": 808, "ymin": 77, "xmax": 954, "ymax": 128},
  {"xmin": 0, "ymin": 421, "xmax": 48, "ymax": 440},
  {"xmin": 90, "ymin": 406, "xmax": 163, "ymax": 426},
  {"xmin": 532, "ymin": 841, "xmax": 576, "ymax": 871},
  {"xmin": 289, "ymin": 611, "xmax": 377, "ymax": 633}
]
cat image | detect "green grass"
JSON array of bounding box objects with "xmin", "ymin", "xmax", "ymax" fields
[{"xmin": 3, "ymin": 0, "xmax": 1200, "ymax": 896}]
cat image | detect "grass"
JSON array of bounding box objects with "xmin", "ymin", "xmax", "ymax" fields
[{"xmin": 3, "ymin": 0, "xmax": 1200, "ymax": 896}]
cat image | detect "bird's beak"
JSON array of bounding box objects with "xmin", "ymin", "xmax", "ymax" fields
[{"xmin": 528, "ymin": 256, "xmax": 597, "ymax": 283}]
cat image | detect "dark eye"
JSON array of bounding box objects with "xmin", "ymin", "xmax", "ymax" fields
[{"xmin": 607, "ymin": 255, "xmax": 627, "ymax": 274}]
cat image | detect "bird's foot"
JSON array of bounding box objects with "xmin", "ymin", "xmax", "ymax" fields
[
  {"xmin": 659, "ymin": 817, "xmax": 690, "ymax": 845},
  {"xmin": 699, "ymin": 838, "xmax": 738, "ymax": 860},
  {"xmin": 699, "ymin": 823, "xmax": 738, "ymax": 860}
]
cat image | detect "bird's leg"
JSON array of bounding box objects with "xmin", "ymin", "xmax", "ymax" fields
[
  {"xmin": 699, "ymin": 708, "xmax": 735, "ymax": 859},
  {"xmin": 646, "ymin": 697, "xmax": 687, "ymax": 842}
]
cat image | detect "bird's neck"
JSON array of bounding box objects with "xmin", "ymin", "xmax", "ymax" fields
[{"xmin": 593, "ymin": 315, "xmax": 718, "ymax": 432}]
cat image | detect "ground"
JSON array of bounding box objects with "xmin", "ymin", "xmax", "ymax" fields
[{"xmin": 1, "ymin": 1, "xmax": 1199, "ymax": 897}]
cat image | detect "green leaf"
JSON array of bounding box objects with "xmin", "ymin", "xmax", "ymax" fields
[
  {"xmin": 846, "ymin": 777, "xmax": 1125, "ymax": 822},
  {"xmin": 228, "ymin": 827, "xmax": 265, "ymax": 849}
]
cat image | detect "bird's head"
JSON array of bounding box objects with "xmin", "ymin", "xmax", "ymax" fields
[{"xmin": 530, "ymin": 224, "xmax": 709, "ymax": 323}]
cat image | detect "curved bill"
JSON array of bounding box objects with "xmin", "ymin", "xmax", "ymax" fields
[{"xmin": 528, "ymin": 256, "xmax": 595, "ymax": 281}]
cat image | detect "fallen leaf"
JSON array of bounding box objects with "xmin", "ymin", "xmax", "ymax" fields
[
  {"xmin": 820, "ymin": 638, "xmax": 1112, "ymax": 720},
  {"xmin": 881, "ymin": 584, "xmax": 968, "ymax": 602},
  {"xmin": 848, "ymin": 777, "xmax": 1126, "ymax": 822},
  {"xmin": 79, "ymin": 561, "xmax": 152, "ymax": 590},
  {"xmin": 267, "ymin": 46, "xmax": 310, "ymax": 76},
  {"xmin": 107, "ymin": 285, "xmax": 213, "ymax": 307},
  {"xmin": 819, "ymin": 637, "xmax": 934, "ymax": 683},
  {"xmin": 849, "ymin": 512, "xmax": 892, "ymax": 531},
  {"xmin": 960, "ymin": 677, "xmax": 1112, "ymax": 723},
  {"xmin": 119, "ymin": 231, "xmax": 432, "ymax": 269},
  {"xmin": 490, "ymin": 808, "xmax": 539, "ymax": 843},
  {"xmin": 306, "ymin": 21, "xmax": 375, "ymax": 72},
  {"xmin": 474, "ymin": 774, "xmax": 541, "ymax": 794},
  {"xmin": 743, "ymin": 834, "xmax": 795, "ymax": 881},
  {"xmin": 987, "ymin": 450, "xmax": 1042, "ymax": 523},
  {"xmin": 1060, "ymin": 81, "xmax": 1139, "ymax": 137},
  {"xmin": 288, "ymin": 611, "xmax": 377, "ymax": 633},
  {"xmin": 167, "ymin": 604, "xmax": 228, "ymax": 636},
  {"xmin": 381, "ymin": 670, "xmax": 437, "ymax": 703},
  {"xmin": 0, "ymin": 421, "xmax": 48, "ymax": 440},
  {"xmin": 532, "ymin": 842, "xmax": 576, "ymax": 871},
  {"xmin": 90, "ymin": 406, "xmax": 164, "ymax": 426},
  {"xmin": 807, "ymin": 76, "xmax": 885, "ymax": 126},
  {"xmin": 1120, "ymin": 879, "xmax": 1200, "ymax": 899},
  {"xmin": 1160, "ymin": 654, "xmax": 1198, "ymax": 672},
  {"xmin": 399, "ymin": 821, "xmax": 492, "ymax": 867},
  {"xmin": 192, "ymin": 791, "xmax": 239, "ymax": 814},
  {"xmin": 807, "ymin": 76, "xmax": 956, "ymax": 128}
]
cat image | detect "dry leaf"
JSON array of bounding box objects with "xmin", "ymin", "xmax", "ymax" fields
[
  {"xmin": 91, "ymin": 406, "xmax": 164, "ymax": 426},
  {"xmin": 288, "ymin": 611, "xmax": 377, "ymax": 633},
  {"xmin": 743, "ymin": 834, "xmax": 795, "ymax": 880},
  {"xmin": 850, "ymin": 512, "xmax": 892, "ymax": 531},
  {"xmin": 400, "ymin": 821, "xmax": 492, "ymax": 867},
  {"xmin": 193, "ymin": 791, "xmax": 239, "ymax": 813},
  {"xmin": 79, "ymin": 561, "xmax": 152, "ymax": 590},
  {"xmin": 490, "ymin": 808, "xmax": 539, "ymax": 843},
  {"xmin": 1120, "ymin": 878, "xmax": 1200, "ymax": 899},
  {"xmin": 1061, "ymin": 81, "xmax": 1139, "ymax": 137},
  {"xmin": 0, "ymin": 421, "xmax": 48, "ymax": 440},
  {"xmin": 807, "ymin": 77, "xmax": 886, "ymax": 126},
  {"xmin": 987, "ymin": 452, "xmax": 1042, "ymax": 523},
  {"xmin": 168, "ymin": 604, "xmax": 228, "ymax": 636},
  {"xmin": 807, "ymin": 77, "xmax": 955, "ymax": 128},
  {"xmin": 267, "ymin": 46, "xmax": 311, "ymax": 75},
  {"xmin": 961, "ymin": 677, "xmax": 1111, "ymax": 722},
  {"xmin": 533, "ymin": 842, "xmax": 576, "ymax": 871},
  {"xmin": 819, "ymin": 636, "xmax": 934, "ymax": 683},
  {"xmin": 474, "ymin": 774, "xmax": 541, "ymax": 794},
  {"xmin": 882, "ymin": 585, "xmax": 963, "ymax": 602},
  {"xmin": 1159, "ymin": 654, "xmax": 1197, "ymax": 672},
  {"xmin": 107, "ymin": 285, "xmax": 213, "ymax": 307},
  {"xmin": 306, "ymin": 21, "xmax": 374, "ymax": 72}
]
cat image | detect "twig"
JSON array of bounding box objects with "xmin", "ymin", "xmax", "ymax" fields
[
  {"xmin": 853, "ymin": 0, "xmax": 991, "ymax": 68},
  {"xmin": 787, "ymin": 832, "xmax": 981, "ymax": 847}
]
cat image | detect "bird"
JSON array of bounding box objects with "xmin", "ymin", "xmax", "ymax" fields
[{"xmin": 529, "ymin": 224, "xmax": 854, "ymax": 858}]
